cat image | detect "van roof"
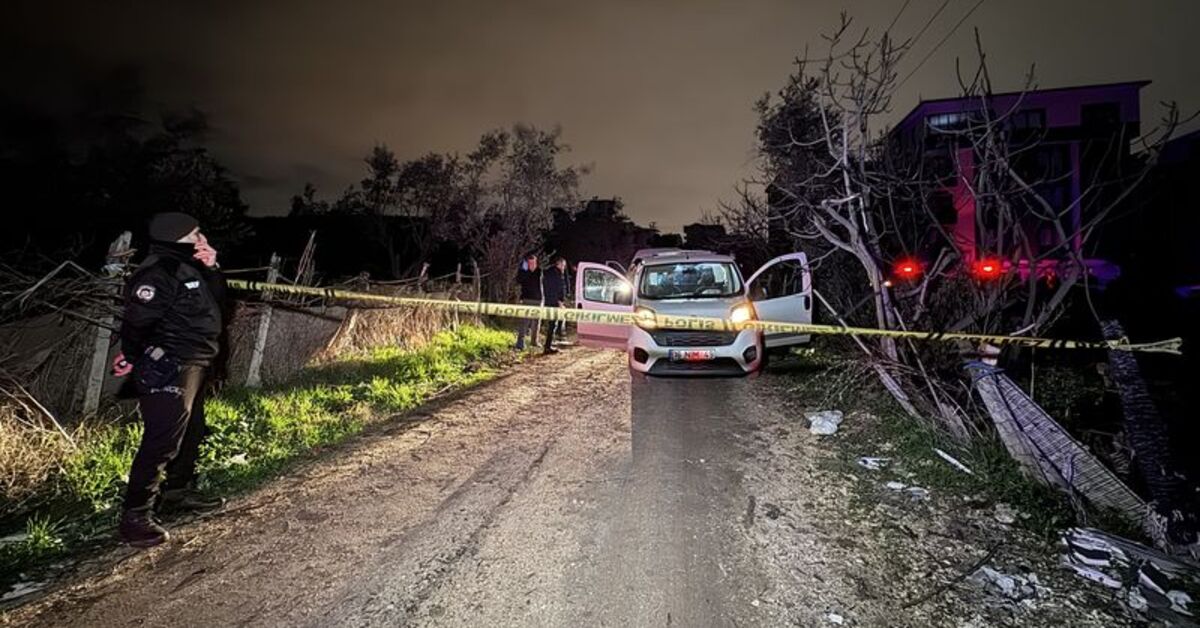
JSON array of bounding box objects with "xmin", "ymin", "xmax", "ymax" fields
[
  {"xmin": 631, "ymin": 247, "xmax": 683, "ymax": 260},
  {"xmin": 639, "ymin": 249, "xmax": 733, "ymax": 265}
]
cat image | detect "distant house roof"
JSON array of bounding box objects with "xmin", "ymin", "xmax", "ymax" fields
[
  {"xmin": 893, "ymin": 80, "xmax": 1151, "ymax": 133},
  {"xmin": 1161, "ymin": 128, "xmax": 1200, "ymax": 165}
]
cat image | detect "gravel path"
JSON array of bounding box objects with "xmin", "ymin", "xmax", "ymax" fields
[{"xmin": 2, "ymin": 348, "xmax": 1128, "ymax": 627}]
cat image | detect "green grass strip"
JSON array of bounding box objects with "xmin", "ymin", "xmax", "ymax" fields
[{"xmin": 1, "ymin": 325, "xmax": 515, "ymax": 588}]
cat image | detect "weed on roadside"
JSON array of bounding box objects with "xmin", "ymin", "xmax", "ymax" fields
[
  {"xmin": 62, "ymin": 424, "xmax": 141, "ymax": 514},
  {"xmin": 770, "ymin": 350, "xmax": 1110, "ymax": 542},
  {"xmin": 0, "ymin": 324, "xmax": 515, "ymax": 595},
  {"xmin": 0, "ymin": 514, "xmax": 66, "ymax": 582},
  {"xmin": 851, "ymin": 411, "xmax": 1075, "ymax": 540}
]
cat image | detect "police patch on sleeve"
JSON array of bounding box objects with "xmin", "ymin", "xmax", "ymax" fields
[{"xmin": 135, "ymin": 285, "xmax": 157, "ymax": 302}]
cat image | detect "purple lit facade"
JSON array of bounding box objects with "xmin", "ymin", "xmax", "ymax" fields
[{"xmin": 889, "ymin": 81, "xmax": 1149, "ymax": 283}]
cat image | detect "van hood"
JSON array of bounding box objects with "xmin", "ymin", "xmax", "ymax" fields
[{"xmin": 638, "ymin": 295, "xmax": 747, "ymax": 320}]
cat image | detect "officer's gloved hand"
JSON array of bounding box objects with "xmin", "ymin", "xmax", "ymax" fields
[{"xmin": 134, "ymin": 346, "xmax": 181, "ymax": 393}]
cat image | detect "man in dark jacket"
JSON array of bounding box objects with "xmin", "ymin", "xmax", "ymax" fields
[
  {"xmin": 111, "ymin": 212, "xmax": 226, "ymax": 547},
  {"xmin": 514, "ymin": 252, "xmax": 542, "ymax": 350},
  {"xmin": 541, "ymin": 256, "xmax": 568, "ymax": 354}
]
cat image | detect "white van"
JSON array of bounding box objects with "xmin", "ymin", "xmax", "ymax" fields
[{"xmin": 574, "ymin": 250, "xmax": 812, "ymax": 375}]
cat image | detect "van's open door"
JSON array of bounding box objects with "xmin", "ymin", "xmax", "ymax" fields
[
  {"xmin": 574, "ymin": 262, "xmax": 633, "ymax": 350},
  {"xmin": 746, "ymin": 252, "xmax": 813, "ymax": 349}
]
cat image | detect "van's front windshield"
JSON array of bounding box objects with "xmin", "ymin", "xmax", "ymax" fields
[{"xmin": 638, "ymin": 262, "xmax": 743, "ymax": 299}]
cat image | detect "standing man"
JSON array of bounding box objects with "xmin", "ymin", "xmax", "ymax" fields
[
  {"xmin": 514, "ymin": 252, "xmax": 542, "ymax": 351},
  {"xmin": 111, "ymin": 212, "xmax": 227, "ymax": 547},
  {"xmin": 541, "ymin": 256, "xmax": 568, "ymax": 354}
]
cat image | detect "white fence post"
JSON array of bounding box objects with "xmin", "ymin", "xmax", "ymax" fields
[
  {"xmin": 418, "ymin": 262, "xmax": 430, "ymax": 291},
  {"xmin": 472, "ymin": 259, "xmax": 481, "ymax": 301},
  {"xmin": 83, "ymin": 231, "xmax": 132, "ymax": 416},
  {"xmin": 245, "ymin": 253, "xmax": 280, "ymax": 388}
]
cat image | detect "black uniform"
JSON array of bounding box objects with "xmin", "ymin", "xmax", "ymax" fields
[
  {"xmin": 516, "ymin": 266, "xmax": 543, "ymax": 301},
  {"xmin": 542, "ymin": 266, "xmax": 567, "ymax": 305},
  {"xmin": 119, "ymin": 241, "xmax": 226, "ymax": 513},
  {"xmin": 514, "ymin": 264, "xmax": 542, "ymax": 349},
  {"xmin": 541, "ymin": 266, "xmax": 568, "ymax": 350}
]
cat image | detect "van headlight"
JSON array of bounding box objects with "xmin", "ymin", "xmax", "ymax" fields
[
  {"xmin": 729, "ymin": 303, "xmax": 756, "ymax": 326},
  {"xmin": 634, "ymin": 306, "xmax": 658, "ymax": 329}
]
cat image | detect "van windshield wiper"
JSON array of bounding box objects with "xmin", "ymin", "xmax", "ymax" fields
[{"xmin": 652, "ymin": 288, "xmax": 732, "ymax": 299}]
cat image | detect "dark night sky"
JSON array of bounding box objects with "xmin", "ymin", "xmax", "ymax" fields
[{"xmin": 5, "ymin": 1, "xmax": 1198, "ymax": 231}]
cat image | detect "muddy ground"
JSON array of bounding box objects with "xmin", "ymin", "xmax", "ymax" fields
[{"xmin": 1, "ymin": 348, "xmax": 1130, "ymax": 627}]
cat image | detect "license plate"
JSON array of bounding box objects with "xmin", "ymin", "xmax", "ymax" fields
[{"xmin": 669, "ymin": 349, "xmax": 715, "ymax": 362}]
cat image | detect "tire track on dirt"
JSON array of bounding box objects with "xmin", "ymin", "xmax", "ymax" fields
[{"xmin": 4, "ymin": 349, "xmax": 625, "ymax": 628}]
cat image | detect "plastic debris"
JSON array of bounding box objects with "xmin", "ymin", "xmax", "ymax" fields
[
  {"xmin": 1067, "ymin": 564, "xmax": 1123, "ymax": 589},
  {"xmin": 993, "ymin": 503, "xmax": 1017, "ymax": 525},
  {"xmin": 1062, "ymin": 527, "xmax": 1199, "ymax": 621},
  {"xmin": 1, "ymin": 580, "xmax": 46, "ymax": 602},
  {"xmin": 856, "ymin": 457, "xmax": 890, "ymax": 471},
  {"xmin": 883, "ymin": 481, "xmax": 930, "ymax": 501},
  {"xmin": 806, "ymin": 410, "xmax": 844, "ymax": 435},
  {"xmin": 1126, "ymin": 588, "xmax": 1149, "ymax": 612},
  {"xmin": 1167, "ymin": 590, "xmax": 1194, "ymax": 615},
  {"xmin": 905, "ymin": 487, "xmax": 930, "ymax": 501},
  {"xmin": 933, "ymin": 448, "xmax": 974, "ymax": 474},
  {"xmin": 825, "ymin": 611, "xmax": 845, "ymax": 624}
]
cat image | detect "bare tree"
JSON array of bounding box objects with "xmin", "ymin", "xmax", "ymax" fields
[{"xmin": 740, "ymin": 13, "xmax": 1184, "ymax": 437}]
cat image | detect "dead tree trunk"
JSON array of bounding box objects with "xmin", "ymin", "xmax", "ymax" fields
[{"xmin": 1102, "ymin": 319, "xmax": 1198, "ymax": 551}]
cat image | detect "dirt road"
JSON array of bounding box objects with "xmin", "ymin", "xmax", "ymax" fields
[{"xmin": 4, "ymin": 348, "xmax": 1126, "ymax": 627}]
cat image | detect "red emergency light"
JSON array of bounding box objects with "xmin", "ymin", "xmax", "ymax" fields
[
  {"xmin": 892, "ymin": 258, "xmax": 923, "ymax": 281},
  {"xmin": 972, "ymin": 258, "xmax": 1004, "ymax": 280}
]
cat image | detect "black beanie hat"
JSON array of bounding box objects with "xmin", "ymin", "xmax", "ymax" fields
[{"xmin": 147, "ymin": 212, "xmax": 199, "ymax": 242}]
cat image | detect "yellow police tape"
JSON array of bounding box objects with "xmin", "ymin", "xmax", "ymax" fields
[{"xmin": 226, "ymin": 279, "xmax": 1183, "ymax": 355}]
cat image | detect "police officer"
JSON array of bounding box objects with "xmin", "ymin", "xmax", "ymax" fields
[
  {"xmin": 541, "ymin": 256, "xmax": 568, "ymax": 354},
  {"xmin": 514, "ymin": 252, "xmax": 543, "ymax": 351},
  {"xmin": 112, "ymin": 212, "xmax": 226, "ymax": 547}
]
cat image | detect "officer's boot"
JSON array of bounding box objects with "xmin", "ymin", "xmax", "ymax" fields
[
  {"xmin": 118, "ymin": 509, "xmax": 169, "ymax": 548},
  {"xmin": 160, "ymin": 487, "xmax": 225, "ymax": 514}
]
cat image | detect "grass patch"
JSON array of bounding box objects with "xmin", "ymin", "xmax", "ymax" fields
[
  {"xmin": 769, "ymin": 348, "xmax": 1129, "ymax": 542},
  {"xmin": 0, "ymin": 324, "xmax": 515, "ymax": 594},
  {"xmin": 198, "ymin": 325, "xmax": 513, "ymax": 493},
  {"xmin": 853, "ymin": 411, "xmax": 1075, "ymax": 539},
  {"xmin": 0, "ymin": 515, "xmax": 66, "ymax": 584}
]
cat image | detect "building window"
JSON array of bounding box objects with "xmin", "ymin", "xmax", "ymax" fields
[
  {"xmin": 926, "ymin": 112, "xmax": 966, "ymax": 132},
  {"xmin": 1009, "ymin": 109, "xmax": 1045, "ymax": 130},
  {"xmin": 1014, "ymin": 144, "xmax": 1070, "ymax": 182},
  {"xmin": 1081, "ymin": 102, "xmax": 1120, "ymax": 128}
]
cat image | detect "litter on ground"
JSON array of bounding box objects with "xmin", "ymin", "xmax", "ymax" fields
[
  {"xmin": 933, "ymin": 448, "xmax": 974, "ymax": 474},
  {"xmin": 806, "ymin": 410, "xmax": 844, "ymax": 435},
  {"xmin": 883, "ymin": 481, "xmax": 930, "ymax": 501},
  {"xmin": 993, "ymin": 503, "xmax": 1018, "ymax": 525},
  {"xmin": 1061, "ymin": 527, "xmax": 1199, "ymax": 622},
  {"xmin": 0, "ymin": 580, "xmax": 46, "ymax": 602},
  {"xmin": 856, "ymin": 456, "xmax": 890, "ymax": 471}
]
